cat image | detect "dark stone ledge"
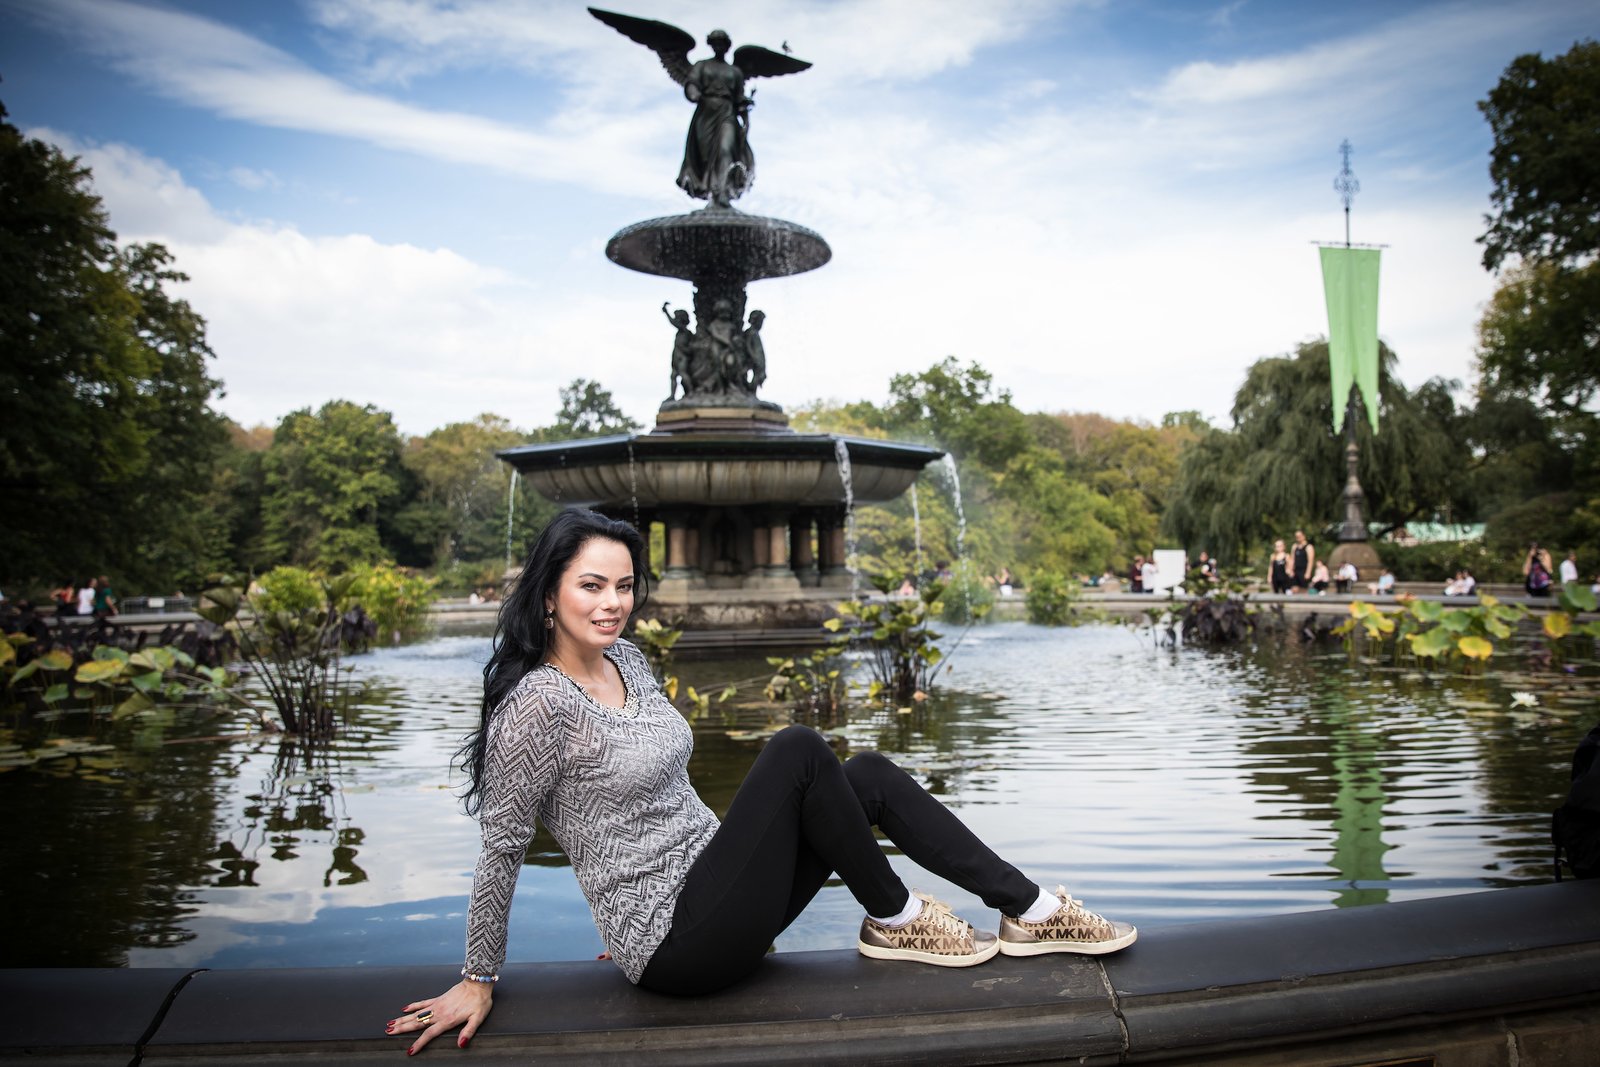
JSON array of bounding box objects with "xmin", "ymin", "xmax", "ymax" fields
[{"xmin": 3, "ymin": 881, "xmax": 1598, "ymax": 1065}]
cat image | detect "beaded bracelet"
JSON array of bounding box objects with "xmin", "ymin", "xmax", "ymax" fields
[{"xmin": 460, "ymin": 967, "xmax": 499, "ymax": 984}]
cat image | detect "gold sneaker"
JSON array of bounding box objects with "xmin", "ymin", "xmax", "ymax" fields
[
  {"xmin": 857, "ymin": 892, "xmax": 1000, "ymax": 968},
  {"xmin": 998, "ymin": 885, "xmax": 1137, "ymax": 956}
]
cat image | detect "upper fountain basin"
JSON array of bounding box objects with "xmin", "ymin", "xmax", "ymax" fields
[
  {"xmin": 607, "ymin": 207, "xmax": 831, "ymax": 282},
  {"xmin": 498, "ymin": 433, "xmax": 940, "ymax": 509}
]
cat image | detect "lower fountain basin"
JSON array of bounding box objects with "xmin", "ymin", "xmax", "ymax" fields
[{"xmin": 497, "ymin": 433, "xmax": 940, "ymax": 509}]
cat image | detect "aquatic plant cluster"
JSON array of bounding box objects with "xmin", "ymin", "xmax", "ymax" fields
[{"xmin": 1335, "ymin": 583, "xmax": 1600, "ymax": 668}]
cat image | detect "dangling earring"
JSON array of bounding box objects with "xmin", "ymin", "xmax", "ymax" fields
[{"xmin": 544, "ymin": 609, "xmax": 554, "ymax": 630}]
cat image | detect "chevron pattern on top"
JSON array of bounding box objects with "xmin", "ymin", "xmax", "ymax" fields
[{"xmin": 463, "ymin": 638, "xmax": 718, "ymax": 983}]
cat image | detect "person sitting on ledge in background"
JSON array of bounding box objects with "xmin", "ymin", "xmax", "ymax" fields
[
  {"xmin": 387, "ymin": 508, "xmax": 1136, "ymax": 1055},
  {"xmin": 1335, "ymin": 560, "xmax": 1358, "ymax": 594},
  {"xmin": 1311, "ymin": 560, "xmax": 1330, "ymax": 594},
  {"xmin": 1368, "ymin": 568, "xmax": 1396, "ymax": 596}
]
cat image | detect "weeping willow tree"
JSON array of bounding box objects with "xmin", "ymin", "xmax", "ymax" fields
[{"xmin": 1162, "ymin": 340, "xmax": 1465, "ymax": 566}]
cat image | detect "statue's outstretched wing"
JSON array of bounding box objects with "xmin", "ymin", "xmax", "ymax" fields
[
  {"xmin": 733, "ymin": 44, "xmax": 811, "ymax": 79},
  {"xmin": 588, "ymin": 8, "xmax": 695, "ymax": 85}
]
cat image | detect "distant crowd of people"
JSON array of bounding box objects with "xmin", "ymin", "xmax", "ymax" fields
[{"xmin": 48, "ymin": 577, "xmax": 119, "ymax": 618}]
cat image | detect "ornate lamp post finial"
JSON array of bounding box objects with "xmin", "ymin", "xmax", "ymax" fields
[{"xmin": 1334, "ymin": 139, "xmax": 1360, "ymax": 248}]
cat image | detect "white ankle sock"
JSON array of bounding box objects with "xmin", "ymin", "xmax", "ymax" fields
[
  {"xmin": 870, "ymin": 891, "xmax": 922, "ymax": 928},
  {"xmin": 1020, "ymin": 887, "xmax": 1060, "ymax": 923}
]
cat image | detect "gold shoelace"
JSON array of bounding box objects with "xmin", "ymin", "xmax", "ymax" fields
[{"xmin": 913, "ymin": 895, "xmax": 971, "ymax": 938}]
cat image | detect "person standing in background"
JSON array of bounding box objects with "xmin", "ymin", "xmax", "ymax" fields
[
  {"xmin": 1523, "ymin": 543, "xmax": 1554, "ymax": 597},
  {"xmin": 1268, "ymin": 540, "xmax": 1291, "ymax": 594},
  {"xmin": 76, "ymin": 579, "xmax": 96, "ymax": 618},
  {"xmin": 1559, "ymin": 551, "xmax": 1579, "ymax": 586},
  {"xmin": 92, "ymin": 576, "xmax": 118, "ymax": 619},
  {"xmin": 1290, "ymin": 530, "xmax": 1315, "ymax": 594}
]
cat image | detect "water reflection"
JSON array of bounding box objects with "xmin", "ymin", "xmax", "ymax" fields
[
  {"xmin": 0, "ymin": 623, "xmax": 1587, "ymax": 969},
  {"xmin": 211, "ymin": 739, "xmax": 369, "ymax": 888}
]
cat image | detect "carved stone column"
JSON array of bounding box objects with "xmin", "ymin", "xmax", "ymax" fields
[
  {"xmin": 790, "ymin": 513, "xmax": 817, "ymax": 586},
  {"xmin": 820, "ymin": 506, "xmax": 851, "ymax": 589},
  {"xmin": 751, "ymin": 519, "xmax": 770, "ymax": 570},
  {"xmin": 664, "ymin": 516, "xmax": 690, "ymax": 578}
]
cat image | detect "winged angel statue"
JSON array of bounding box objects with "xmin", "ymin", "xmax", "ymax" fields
[{"xmin": 590, "ymin": 8, "xmax": 811, "ymax": 208}]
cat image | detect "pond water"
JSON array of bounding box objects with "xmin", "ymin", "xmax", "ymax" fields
[{"xmin": 2, "ymin": 621, "xmax": 1594, "ymax": 970}]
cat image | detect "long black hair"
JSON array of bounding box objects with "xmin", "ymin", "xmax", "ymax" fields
[{"xmin": 457, "ymin": 507, "xmax": 649, "ymax": 815}]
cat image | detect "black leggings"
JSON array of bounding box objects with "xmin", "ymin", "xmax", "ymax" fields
[{"xmin": 637, "ymin": 725, "xmax": 1038, "ymax": 995}]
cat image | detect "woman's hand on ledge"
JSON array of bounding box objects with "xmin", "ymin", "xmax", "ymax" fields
[{"xmin": 386, "ymin": 979, "xmax": 493, "ymax": 1055}]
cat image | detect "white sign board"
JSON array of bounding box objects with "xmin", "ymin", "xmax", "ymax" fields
[{"xmin": 1149, "ymin": 549, "xmax": 1188, "ymax": 594}]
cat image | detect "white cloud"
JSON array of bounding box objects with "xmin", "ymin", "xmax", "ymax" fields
[
  {"xmin": 18, "ymin": 0, "xmax": 1569, "ymax": 435},
  {"xmin": 227, "ymin": 166, "xmax": 282, "ymax": 191},
  {"xmin": 38, "ymin": 131, "xmax": 663, "ymax": 435}
]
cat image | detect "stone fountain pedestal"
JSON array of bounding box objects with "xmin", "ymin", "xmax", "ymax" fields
[{"xmin": 502, "ymin": 205, "xmax": 941, "ymax": 634}]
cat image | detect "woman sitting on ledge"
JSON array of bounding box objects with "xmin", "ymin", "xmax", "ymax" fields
[{"xmin": 388, "ymin": 508, "xmax": 1135, "ymax": 1054}]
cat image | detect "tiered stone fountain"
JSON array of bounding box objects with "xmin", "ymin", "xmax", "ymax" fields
[{"xmin": 498, "ymin": 14, "xmax": 940, "ymax": 632}]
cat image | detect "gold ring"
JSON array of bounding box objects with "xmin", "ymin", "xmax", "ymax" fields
[{"xmin": 415, "ymin": 1009, "xmax": 434, "ymax": 1025}]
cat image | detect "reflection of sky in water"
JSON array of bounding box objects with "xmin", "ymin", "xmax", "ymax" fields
[{"xmin": 6, "ymin": 623, "xmax": 1581, "ymax": 969}]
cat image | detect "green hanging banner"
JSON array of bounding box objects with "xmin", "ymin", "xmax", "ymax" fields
[{"xmin": 1319, "ymin": 246, "xmax": 1381, "ymax": 435}]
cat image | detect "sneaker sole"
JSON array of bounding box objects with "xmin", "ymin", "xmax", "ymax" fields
[
  {"xmin": 858, "ymin": 939, "xmax": 1001, "ymax": 968},
  {"xmin": 998, "ymin": 926, "xmax": 1138, "ymax": 957}
]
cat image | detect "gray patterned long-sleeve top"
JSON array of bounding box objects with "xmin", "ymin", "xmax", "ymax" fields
[{"xmin": 463, "ymin": 638, "xmax": 718, "ymax": 983}]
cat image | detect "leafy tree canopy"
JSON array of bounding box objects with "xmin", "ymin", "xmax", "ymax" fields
[
  {"xmin": 1163, "ymin": 340, "xmax": 1465, "ymax": 564},
  {"xmin": 400, "ymin": 413, "xmax": 553, "ymax": 567},
  {"xmin": 261, "ymin": 400, "xmax": 405, "ymax": 570},
  {"xmin": 1478, "ymin": 39, "xmax": 1600, "ymax": 271},
  {"xmin": 0, "ymin": 102, "xmax": 227, "ymax": 589},
  {"xmin": 1476, "ymin": 258, "xmax": 1600, "ymax": 416},
  {"xmin": 550, "ymin": 378, "xmax": 641, "ymax": 439}
]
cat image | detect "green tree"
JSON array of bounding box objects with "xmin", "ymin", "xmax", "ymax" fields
[
  {"xmin": 260, "ymin": 401, "xmax": 405, "ymax": 569},
  {"xmin": 1163, "ymin": 340, "xmax": 1465, "ymax": 565},
  {"xmin": 1476, "ymin": 40, "xmax": 1600, "ymax": 415},
  {"xmin": 885, "ymin": 357, "xmax": 1031, "ymax": 468},
  {"xmin": 400, "ymin": 414, "xmax": 553, "ymax": 566},
  {"xmin": 0, "ymin": 104, "xmax": 227, "ymax": 590},
  {"xmin": 550, "ymin": 379, "xmax": 641, "ymax": 439},
  {"xmin": 1479, "ymin": 40, "xmax": 1600, "ymax": 272}
]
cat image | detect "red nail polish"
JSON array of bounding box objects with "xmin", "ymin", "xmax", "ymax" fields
[
  {"xmin": 460, "ymin": 1037, "xmax": 471, "ymax": 1049},
  {"xmin": 407, "ymin": 1047, "xmax": 416, "ymax": 1057}
]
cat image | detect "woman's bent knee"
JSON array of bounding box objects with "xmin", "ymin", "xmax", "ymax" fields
[{"xmin": 767, "ymin": 724, "xmax": 830, "ymax": 758}]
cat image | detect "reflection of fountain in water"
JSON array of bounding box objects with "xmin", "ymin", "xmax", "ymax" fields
[
  {"xmin": 833, "ymin": 439, "xmax": 858, "ymax": 600},
  {"xmin": 939, "ymin": 454, "xmax": 971, "ymax": 615},
  {"xmin": 910, "ymin": 481, "xmax": 924, "ymax": 587},
  {"xmin": 505, "ymin": 469, "xmax": 519, "ymax": 571}
]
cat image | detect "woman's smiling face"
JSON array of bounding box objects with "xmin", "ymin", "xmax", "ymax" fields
[{"xmin": 545, "ymin": 537, "xmax": 635, "ymax": 657}]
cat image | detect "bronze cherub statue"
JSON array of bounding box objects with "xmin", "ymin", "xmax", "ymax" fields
[{"xmin": 589, "ymin": 8, "xmax": 811, "ymax": 208}]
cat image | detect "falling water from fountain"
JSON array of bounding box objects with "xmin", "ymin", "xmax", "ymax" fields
[
  {"xmin": 909, "ymin": 481, "xmax": 924, "ymax": 587},
  {"xmin": 626, "ymin": 441, "xmax": 641, "ymax": 531},
  {"xmin": 939, "ymin": 454, "xmax": 972, "ymax": 616},
  {"xmin": 833, "ymin": 439, "xmax": 859, "ymax": 600},
  {"xmin": 505, "ymin": 469, "xmax": 519, "ymax": 571}
]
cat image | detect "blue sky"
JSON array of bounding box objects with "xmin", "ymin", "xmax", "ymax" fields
[{"xmin": 2, "ymin": 0, "xmax": 1593, "ymax": 435}]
